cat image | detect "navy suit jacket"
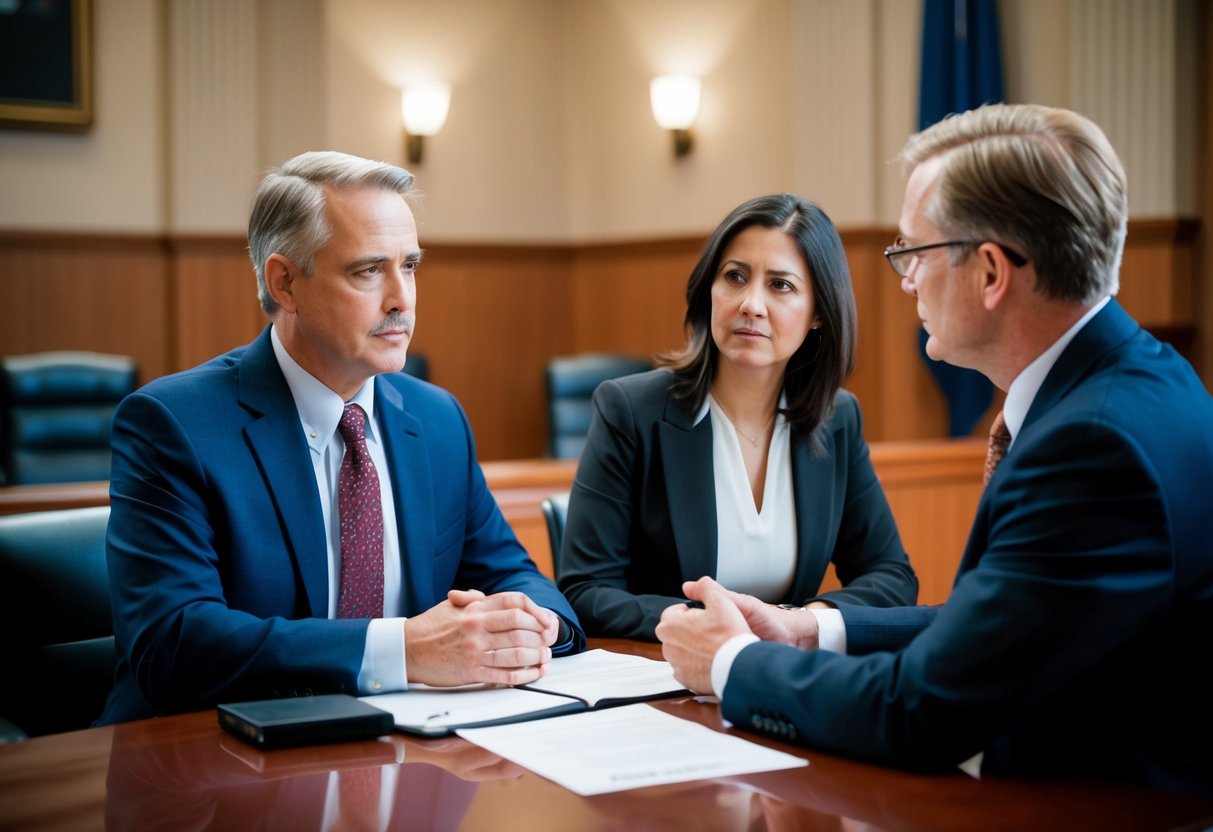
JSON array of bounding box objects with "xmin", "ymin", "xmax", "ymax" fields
[
  {"xmin": 722, "ymin": 301, "xmax": 1213, "ymax": 794},
  {"xmin": 101, "ymin": 328, "xmax": 583, "ymax": 723},
  {"xmin": 559, "ymin": 369, "xmax": 917, "ymax": 640}
]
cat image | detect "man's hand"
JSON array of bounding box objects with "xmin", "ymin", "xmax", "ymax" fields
[
  {"xmin": 655, "ymin": 577, "xmax": 753, "ymax": 695},
  {"xmin": 724, "ymin": 589, "xmax": 821, "ymax": 651},
  {"xmin": 404, "ymin": 590, "xmax": 559, "ymax": 687}
]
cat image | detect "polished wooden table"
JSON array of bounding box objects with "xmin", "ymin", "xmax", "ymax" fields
[{"xmin": 2, "ymin": 640, "xmax": 1211, "ymax": 831}]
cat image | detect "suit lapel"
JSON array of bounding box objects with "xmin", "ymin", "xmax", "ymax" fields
[
  {"xmin": 659, "ymin": 392, "xmax": 718, "ymax": 581},
  {"xmin": 375, "ymin": 378, "xmax": 432, "ymax": 616},
  {"xmin": 788, "ymin": 425, "xmax": 839, "ymax": 599},
  {"xmin": 961, "ymin": 300, "xmax": 1139, "ymax": 577},
  {"xmin": 238, "ymin": 329, "xmax": 329, "ymax": 617}
]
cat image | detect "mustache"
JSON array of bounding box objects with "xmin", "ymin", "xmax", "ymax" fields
[{"xmin": 370, "ymin": 313, "xmax": 414, "ymax": 336}]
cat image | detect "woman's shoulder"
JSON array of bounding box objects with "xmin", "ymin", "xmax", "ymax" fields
[{"xmin": 595, "ymin": 367, "xmax": 676, "ymax": 403}]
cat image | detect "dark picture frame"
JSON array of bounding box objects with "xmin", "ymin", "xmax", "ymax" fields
[{"xmin": 0, "ymin": 0, "xmax": 93, "ymax": 131}]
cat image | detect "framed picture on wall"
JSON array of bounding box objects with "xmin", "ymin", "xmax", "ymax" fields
[{"xmin": 0, "ymin": 0, "xmax": 93, "ymax": 131}]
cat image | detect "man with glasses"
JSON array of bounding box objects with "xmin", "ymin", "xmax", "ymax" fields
[{"xmin": 656, "ymin": 103, "xmax": 1213, "ymax": 795}]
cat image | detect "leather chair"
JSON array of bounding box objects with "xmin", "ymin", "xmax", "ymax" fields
[
  {"xmin": 545, "ymin": 353, "xmax": 651, "ymax": 458},
  {"xmin": 1, "ymin": 351, "xmax": 137, "ymax": 485},
  {"xmin": 540, "ymin": 492, "xmax": 570, "ymax": 576},
  {"xmin": 0, "ymin": 506, "xmax": 115, "ymax": 739}
]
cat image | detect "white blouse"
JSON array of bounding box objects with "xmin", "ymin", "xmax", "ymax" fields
[{"xmin": 706, "ymin": 394, "xmax": 797, "ymax": 600}]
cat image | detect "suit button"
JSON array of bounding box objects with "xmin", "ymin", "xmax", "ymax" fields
[{"xmin": 751, "ymin": 714, "xmax": 764, "ymax": 729}]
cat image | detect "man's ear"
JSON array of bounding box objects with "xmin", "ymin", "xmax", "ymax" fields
[
  {"xmin": 264, "ymin": 254, "xmax": 299, "ymax": 314},
  {"xmin": 976, "ymin": 242, "xmax": 1014, "ymax": 312}
]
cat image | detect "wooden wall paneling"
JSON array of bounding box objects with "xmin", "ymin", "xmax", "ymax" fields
[
  {"xmin": 871, "ymin": 439, "xmax": 985, "ymax": 606},
  {"xmin": 0, "ymin": 233, "xmax": 171, "ymax": 382},
  {"xmin": 1115, "ymin": 218, "xmax": 1198, "ymax": 326},
  {"xmin": 169, "ymin": 236, "xmax": 266, "ymax": 373},
  {"xmin": 416, "ymin": 245, "xmax": 575, "ymax": 461},
  {"xmin": 568, "ymin": 238, "xmax": 700, "ymax": 360},
  {"xmin": 841, "ymin": 228, "xmax": 906, "ymax": 441}
]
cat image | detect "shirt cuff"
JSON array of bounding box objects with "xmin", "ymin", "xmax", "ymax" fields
[
  {"xmin": 711, "ymin": 633, "xmax": 760, "ymax": 699},
  {"xmin": 358, "ymin": 617, "xmax": 408, "ymax": 694},
  {"xmin": 811, "ymin": 607, "xmax": 847, "ymax": 654}
]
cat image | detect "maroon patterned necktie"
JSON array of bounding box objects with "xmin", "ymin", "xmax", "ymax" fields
[
  {"xmin": 337, "ymin": 404, "xmax": 384, "ymax": 618},
  {"xmin": 983, "ymin": 410, "xmax": 1012, "ymax": 488}
]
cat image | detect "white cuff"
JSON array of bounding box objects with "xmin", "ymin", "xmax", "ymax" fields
[
  {"xmin": 358, "ymin": 617, "xmax": 408, "ymax": 694},
  {"xmin": 811, "ymin": 607, "xmax": 847, "ymax": 654},
  {"xmin": 711, "ymin": 633, "xmax": 760, "ymax": 699}
]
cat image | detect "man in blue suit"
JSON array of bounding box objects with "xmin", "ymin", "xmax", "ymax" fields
[
  {"xmin": 657, "ymin": 104, "xmax": 1213, "ymax": 795},
  {"xmin": 102, "ymin": 152, "xmax": 583, "ymax": 723}
]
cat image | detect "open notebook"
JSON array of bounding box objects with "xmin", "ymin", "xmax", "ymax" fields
[{"xmin": 360, "ymin": 649, "xmax": 690, "ymax": 736}]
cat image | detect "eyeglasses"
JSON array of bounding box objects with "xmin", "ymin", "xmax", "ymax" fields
[{"xmin": 883, "ymin": 239, "xmax": 1028, "ymax": 277}]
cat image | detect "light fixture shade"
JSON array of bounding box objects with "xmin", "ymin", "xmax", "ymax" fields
[
  {"xmin": 650, "ymin": 75, "xmax": 700, "ymax": 130},
  {"xmin": 401, "ymin": 82, "xmax": 451, "ymax": 136}
]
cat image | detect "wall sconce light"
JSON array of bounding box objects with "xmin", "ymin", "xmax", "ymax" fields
[
  {"xmin": 650, "ymin": 75, "xmax": 700, "ymax": 158},
  {"xmin": 401, "ymin": 82, "xmax": 451, "ymax": 165}
]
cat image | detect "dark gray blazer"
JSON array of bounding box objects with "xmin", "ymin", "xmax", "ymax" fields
[{"xmin": 558, "ymin": 369, "xmax": 917, "ymax": 640}]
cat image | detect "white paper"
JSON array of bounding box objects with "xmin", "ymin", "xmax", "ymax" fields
[
  {"xmin": 457, "ymin": 703, "xmax": 807, "ymax": 795},
  {"xmin": 521, "ymin": 648, "xmax": 687, "ymax": 706}
]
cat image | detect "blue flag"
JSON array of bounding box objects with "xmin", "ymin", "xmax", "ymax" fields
[{"xmin": 917, "ymin": 0, "xmax": 1004, "ymax": 437}]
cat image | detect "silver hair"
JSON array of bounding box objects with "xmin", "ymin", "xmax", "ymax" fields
[{"xmin": 247, "ymin": 151, "xmax": 415, "ymax": 316}]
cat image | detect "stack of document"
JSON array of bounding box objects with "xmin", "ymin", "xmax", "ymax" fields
[{"xmin": 360, "ymin": 648, "xmax": 689, "ymax": 736}]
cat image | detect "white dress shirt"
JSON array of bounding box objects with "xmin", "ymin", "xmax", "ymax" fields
[
  {"xmin": 271, "ymin": 327, "xmax": 408, "ymax": 693},
  {"xmin": 706, "ymin": 394, "xmax": 797, "ymax": 600}
]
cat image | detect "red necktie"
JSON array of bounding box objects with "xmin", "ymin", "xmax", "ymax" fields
[
  {"xmin": 983, "ymin": 410, "xmax": 1012, "ymax": 488},
  {"xmin": 337, "ymin": 404, "xmax": 384, "ymax": 618}
]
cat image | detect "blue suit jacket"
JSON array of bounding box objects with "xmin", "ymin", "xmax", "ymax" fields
[
  {"xmin": 722, "ymin": 301, "xmax": 1213, "ymax": 794},
  {"xmin": 101, "ymin": 328, "xmax": 583, "ymax": 723},
  {"xmin": 559, "ymin": 369, "xmax": 916, "ymax": 640}
]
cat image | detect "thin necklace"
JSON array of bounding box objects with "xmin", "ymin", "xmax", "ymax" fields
[{"xmin": 716, "ymin": 401, "xmax": 774, "ymax": 447}]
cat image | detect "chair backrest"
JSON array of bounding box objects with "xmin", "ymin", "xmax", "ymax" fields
[
  {"xmin": 545, "ymin": 353, "xmax": 651, "ymax": 458},
  {"xmin": 1, "ymin": 351, "xmax": 137, "ymax": 485},
  {"xmin": 0, "ymin": 506, "xmax": 115, "ymax": 738},
  {"xmin": 540, "ymin": 492, "xmax": 570, "ymax": 576}
]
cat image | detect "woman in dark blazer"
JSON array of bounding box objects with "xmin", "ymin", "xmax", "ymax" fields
[{"xmin": 558, "ymin": 194, "xmax": 917, "ymax": 641}]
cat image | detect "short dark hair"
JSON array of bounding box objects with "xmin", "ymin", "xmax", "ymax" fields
[{"xmin": 659, "ymin": 194, "xmax": 857, "ymax": 448}]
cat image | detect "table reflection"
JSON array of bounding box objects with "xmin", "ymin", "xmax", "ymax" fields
[{"xmin": 104, "ymin": 718, "xmax": 524, "ymax": 831}]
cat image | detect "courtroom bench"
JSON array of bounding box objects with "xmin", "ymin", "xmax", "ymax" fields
[{"xmin": 0, "ymin": 441, "xmax": 984, "ymax": 606}]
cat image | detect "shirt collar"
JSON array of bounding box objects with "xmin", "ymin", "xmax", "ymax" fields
[
  {"xmin": 270, "ymin": 325, "xmax": 378, "ymax": 454},
  {"xmin": 1002, "ymin": 296, "xmax": 1109, "ymax": 443}
]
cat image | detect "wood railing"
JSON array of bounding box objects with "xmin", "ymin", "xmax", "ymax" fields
[{"xmin": 0, "ymin": 441, "xmax": 983, "ymax": 605}]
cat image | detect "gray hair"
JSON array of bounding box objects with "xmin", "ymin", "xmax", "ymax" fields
[
  {"xmin": 248, "ymin": 151, "xmax": 415, "ymax": 316},
  {"xmin": 900, "ymin": 103, "xmax": 1127, "ymax": 303}
]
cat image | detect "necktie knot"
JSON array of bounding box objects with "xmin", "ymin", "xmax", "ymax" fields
[
  {"xmin": 983, "ymin": 410, "xmax": 1012, "ymax": 487},
  {"xmin": 339, "ymin": 404, "xmax": 368, "ymax": 445}
]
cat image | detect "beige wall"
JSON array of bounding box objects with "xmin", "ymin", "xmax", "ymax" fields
[
  {"xmin": 0, "ymin": 0, "xmax": 1201, "ymax": 238},
  {"xmin": 0, "ymin": 0, "xmax": 164, "ymax": 231}
]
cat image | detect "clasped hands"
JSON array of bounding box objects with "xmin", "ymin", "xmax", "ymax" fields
[
  {"xmin": 655, "ymin": 577, "xmax": 821, "ymax": 696},
  {"xmin": 404, "ymin": 589, "xmax": 560, "ymax": 687}
]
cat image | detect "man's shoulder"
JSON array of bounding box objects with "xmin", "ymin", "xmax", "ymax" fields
[{"xmin": 132, "ymin": 342, "xmax": 251, "ymax": 402}]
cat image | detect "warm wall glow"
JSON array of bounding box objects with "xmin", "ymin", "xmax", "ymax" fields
[
  {"xmin": 649, "ymin": 75, "xmax": 700, "ymax": 130},
  {"xmin": 401, "ymin": 82, "xmax": 451, "ymax": 136}
]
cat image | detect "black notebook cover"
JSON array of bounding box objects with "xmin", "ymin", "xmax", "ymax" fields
[{"xmin": 218, "ymin": 694, "xmax": 395, "ymax": 749}]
